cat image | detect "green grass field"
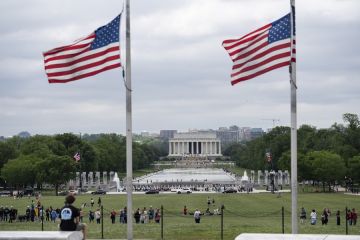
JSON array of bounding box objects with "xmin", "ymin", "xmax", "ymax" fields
[{"xmin": 0, "ymin": 192, "xmax": 359, "ymax": 239}]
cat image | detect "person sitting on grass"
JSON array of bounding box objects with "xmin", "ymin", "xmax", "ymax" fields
[{"xmin": 59, "ymin": 194, "xmax": 87, "ymax": 240}]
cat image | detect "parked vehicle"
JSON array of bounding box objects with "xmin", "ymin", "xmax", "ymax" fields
[
  {"xmin": 23, "ymin": 188, "xmax": 34, "ymax": 196},
  {"xmin": 223, "ymin": 188, "xmax": 237, "ymax": 193},
  {"xmin": 145, "ymin": 189, "xmax": 160, "ymax": 194},
  {"xmin": 0, "ymin": 191, "xmax": 11, "ymax": 197},
  {"xmin": 91, "ymin": 189, "xmax": 107, "ymax": 195},
  {"xmin": 177, "ymin": 188, "xmax": 192, "ymax": 194},
  {"xmin": 69, "ymin": 190, "xmax": 78, "ymax": 195},
  {"xmin": 58, "ymin": 190, "xmax": 69, "ymax": 196}
]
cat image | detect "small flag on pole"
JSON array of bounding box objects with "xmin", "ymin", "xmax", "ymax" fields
[
  {"xmin": 73, "ymin": 152, "xmax": 81, "ymax": 162},
  {"xmin": 265, "ymin": 152, "xmax": 272, "ymax": 162},
  {"xmin": 43, "ymin": 14, "xmax": 122, "ymax": 83},
  {"xmin": 222, "ymin": 13, "xmax": 295, "ymax": 85}
]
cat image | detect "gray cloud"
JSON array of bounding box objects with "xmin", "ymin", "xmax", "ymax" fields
[{"xmin": 0, "ymin": 0, "xmax": 359, "ymax": 136}]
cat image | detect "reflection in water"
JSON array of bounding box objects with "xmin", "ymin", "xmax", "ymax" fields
[{"xmin": 136, "ymin": 168, "xmax": 236, "ymax": 184}]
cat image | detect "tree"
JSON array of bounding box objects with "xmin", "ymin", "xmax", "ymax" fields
[
  {"xmin": 0, "ymin": 141, "xmax": 17, "ymax": 169},
  {"xmin": 55, "ymin": 133, "xmax": 81, "ymax": 151},
  {"xmin": 347, "ymin": 155, "xmax": 360, "ymax": 183},
  {"xmin": 1, "ymin": 155, "xmax": 39, "ymax": 189},
  {"xmin": 306, "ymin": 151, "xmax": 346, "ymax": 192},
  {"xmin": 342, "ymin": 113, "xmax": 360, "ymax": 158},
  {"xmin": 37, "ymin": 155, "xmax": 76, "ymax": 195},
  {"xmin": 92, "ymin": 134, "xmax": 126, "ymax": 172},
  {"xmin": 277, "ymin": 150, "xmax": 290, "ymax": 171},
  {"xmin": 343, "ymin": 113, "xmax": 360, "ymax": 130},
  {"xmin": 298, "ymin": 125, "xmax": 317, "ymax": 154}
]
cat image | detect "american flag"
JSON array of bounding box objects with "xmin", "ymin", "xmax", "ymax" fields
[
  {"xmin": 73, "ymin": 152, "xmax": 81, "ymax": 162},
  {"xmin": 222, "ymin": 13, "xmax": 296, "ymax": 86},
  {"xmin": 43, "ymin": 14, "xmax": 121, "ymax": 83},
  {"xmin": 265, "ymin": 152, "xmax": 272, "ymax": 162}
]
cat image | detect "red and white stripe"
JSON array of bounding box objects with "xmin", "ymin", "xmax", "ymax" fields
[
  {"xmin": 223, "ymin": 25, "xmax": 295, "ymax": 86},
  {"xmin": 73, "ymin": 152, "xmax": 80, "ymax": 162},
  {"xmin": 43, "ymin": 34, "xmax": 121, "ymax": 83}
]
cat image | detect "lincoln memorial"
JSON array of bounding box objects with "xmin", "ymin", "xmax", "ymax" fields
[{"xmin": 168, "ymin": 132, "xmax": 222, "ymax": 158}]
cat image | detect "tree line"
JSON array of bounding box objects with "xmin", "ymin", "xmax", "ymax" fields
[
  {"xmin": 0, "ymin": 133, "xmax": 164, "ymax": 194},
  {"xmin": 223, "ymin": 113, "xmax": 360, "ymax": 191},
  {"xmin": 1, "ymin": 113, "xmax": 359, "ymax": 193}
]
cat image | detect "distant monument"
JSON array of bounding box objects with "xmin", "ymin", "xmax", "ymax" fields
[
  {"xmin": 241, "ymin": 170, "xmax": 249, "ymax": 182},
  {"xmin": 168, "ymin": 132, "xmax": 222, "ymax": 160}
]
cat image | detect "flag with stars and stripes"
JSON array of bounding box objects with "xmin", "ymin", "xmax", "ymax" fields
[
  {"xmin": 43, "ymin": 14, "xmax": 122, "ymax": 83},
  {"xmin": 265, "ymin": 152, "xmax": 272, "ymax": 163},
  {"xmin": 222, "ymin": 13, "xmax": 296, "ymax": 86},
  {"xmin": 73, "ymin": 152, "xmax": 80, "ymax": 162}
]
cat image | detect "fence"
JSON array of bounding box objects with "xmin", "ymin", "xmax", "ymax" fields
[{"xmin": 1, "ymin": 205, "xmax": 358, "ymax": 239}]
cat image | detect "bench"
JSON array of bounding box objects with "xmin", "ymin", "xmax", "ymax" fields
[{"xmin": 0, "ymin": 231, "xmax": 83, "ymax": 240}]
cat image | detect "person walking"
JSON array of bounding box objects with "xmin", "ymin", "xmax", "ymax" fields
[
  {"xmin": 95, "ymin": 209, "xmax": 101, "ymax": 224},
  {"xmin": 194, "ymin": 209, "xmax": 201, "ymax": 223},
  {"xmin": 50, "ymin": 208, "xmax": 57, "ymax": 223},
  {"xmin": 45, "ymin": 208, "xmax": 50, "ymax": 221},
  {"xmin": 134, "ymin": 208, "xmax": 141, "ymax": 224},
  {"xmin": 148, "ymin": 206, "xmax": 154, "ymax": 223},
  {"xmin": 310, "ymin": 209, "xmax": 317, "ymax": 225},
  {"xmin": 300, "ymin": 207, "xmax": 306, "ymax": 224},
  {"xmin": 123, "ymin": 207, "xmax": 127, "ymax": 224},
  {"xmin": 110, "ymin": 209, "xmax": 116, "ymax": 224},
  {"xmin": 59, "ymin": 194, "xmax": 87, "ymax": 240},
  {"xmin": 321, "ymin": 208, "xmax": 328, "ymax": 225},
  {"xmin": 119, "ymin": 209, "xmax": 125, "ymax": 224},
  {"xmin": 79, "ymin": 209, "xmax": 84, "ymax": 223},
  {"xmin": 154, "ymin": 208, "xmax": 161, "ymax": 223},
  {"xmin": 352, "ymin": 208, "xmax": 357, "ymax": 225},
  {"xmin": 183, "ymin": 206, "xmax": 188, "ymax": 215},
  {"xmin": 336, "ymin": 210, "xmax": 341, "ymax": 225},
  {"xmin": 97, "ymin": 197, "xmax": 102, "ymax": 207},
  {"xmin": 88, "ymin": 210, "xmax": 94, "ymax": 223},
  {"xmin": 347, "ymin": 209, "xmax": 352, "ymax": 225}
]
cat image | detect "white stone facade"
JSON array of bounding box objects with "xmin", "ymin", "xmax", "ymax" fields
[{"xmin": 168, "ymin": 132, "xmax": 222, "ymax": 157}]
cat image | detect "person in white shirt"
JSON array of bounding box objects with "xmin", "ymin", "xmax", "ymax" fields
[
  {"xmin": 194, "ymin": 209, "xmax": 201, "ymax": 223},
  {"xmin": 310, "ymin": 209, "xmax": 317, "ymax": 225}
]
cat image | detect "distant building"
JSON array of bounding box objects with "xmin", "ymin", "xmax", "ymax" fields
[
  {"xmin": 160, "ymin": 130, "xmax": 177, "ymax": 140},
  {"xmin": 216, "ymin": 127, "xmax": 240, "ymax": 145},
  {"xmin": 240, "ymin": 127, "xmax": 252, "ymax": 141},
  {"xmin": 168, "ymin": 132, "xmax": 222, "ymax": 158},
  {"xmin": 18, "ymin": 131, "xmax": 31, "ymax": 138},
  {"xmin": 140, "ymin": 131, "xmax": 149, "ymax": 137},
  {"xmin": 250, "ymin": 128, "xmax": 264, "ymax": 140}
]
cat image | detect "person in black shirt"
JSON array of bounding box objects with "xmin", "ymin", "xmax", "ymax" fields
[{"xmin": 59, "ymin": 194, "xmax": 87, "ymax": 240}]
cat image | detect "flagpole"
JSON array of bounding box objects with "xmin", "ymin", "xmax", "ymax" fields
[
  {"xmin": 79, "ymin": 132, "xmax": 82, "ymax": 194},
  {"xmin": 290, "ymin": 0, "xmax": 298, "ymax": 234},
  {"xmin": 125, "ymin": 0, "xmax": 133, "ymax": 239}
]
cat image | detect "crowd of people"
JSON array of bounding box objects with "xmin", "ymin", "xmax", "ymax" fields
[
  {"xmin": 0, "ymin": 197, "xmax": 50, "ymax": 223},
  {"xmin": 133, "ymin": 206, "xmax": 161, "ymax": 224},
  {"xmin": 300, "ymin": 207, "xmax": 357, "ymax": 226},
  {"xmin": 0, "ymin": 206, "xmax": 18, "ymax": 222}
]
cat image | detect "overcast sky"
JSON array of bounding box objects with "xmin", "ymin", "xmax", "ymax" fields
[{"xmin": 1, "ymin": 0, "xmax": 359, "ymax": 137}]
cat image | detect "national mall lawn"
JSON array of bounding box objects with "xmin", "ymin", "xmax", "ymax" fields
[{"xmin": 0, "ymin": 192, "xmax": 359, "ymax": 240}]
